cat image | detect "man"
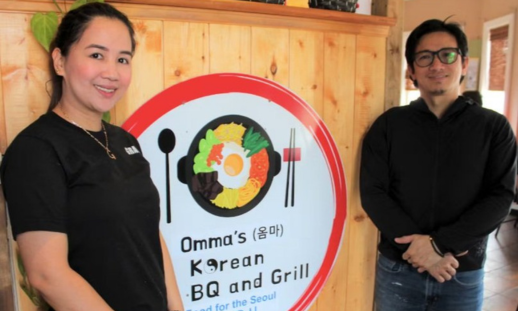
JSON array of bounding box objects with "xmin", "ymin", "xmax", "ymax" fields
[{"xmin": 360, "ymin": 19, "xmax": 517, "ymax": 311}]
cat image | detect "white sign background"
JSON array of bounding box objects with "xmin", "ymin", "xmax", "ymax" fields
[{"xmin": 123, "ymin": 74, "xmax": 347, "ymax": 311}]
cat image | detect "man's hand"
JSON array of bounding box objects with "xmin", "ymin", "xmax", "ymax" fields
[
  {"xmin": 396, "ymin": 234, "xmax": 458, "ymax": 283},
  {"xmin": 396, "ymin": 234, "xmax": 437, "ymax": 269},
  {"xmin": 423, "ymin": 253, "xmax": 459, "ymax": 283}
]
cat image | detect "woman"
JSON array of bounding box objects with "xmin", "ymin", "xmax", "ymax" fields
[{"xmin": 0, "ymin": 3, "xmax": 184, "ymax": 311}]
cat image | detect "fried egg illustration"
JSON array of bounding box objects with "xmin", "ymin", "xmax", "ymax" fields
[{"xmin": 211, "ymin": 141, "xmax": 251, "ymax": 189}]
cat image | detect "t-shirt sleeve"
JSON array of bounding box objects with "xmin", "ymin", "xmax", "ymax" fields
[{"xmin": 1, "ymin": 135, "xmax": 68, "ymax": 239}]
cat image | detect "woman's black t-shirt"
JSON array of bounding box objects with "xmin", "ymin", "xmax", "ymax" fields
[{"xmin": 1, "ymin": 112, "xmax": 168, "ymax": 311}]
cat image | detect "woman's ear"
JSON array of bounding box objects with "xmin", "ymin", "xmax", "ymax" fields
[{"xmin": 52, "ymin": 48, "xmax": 65, "ymax": 76}]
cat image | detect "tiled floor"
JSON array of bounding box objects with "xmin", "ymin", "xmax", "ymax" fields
[{"xmin": 483, "ymin": 206, "xmax": 518, "ymax": 311}]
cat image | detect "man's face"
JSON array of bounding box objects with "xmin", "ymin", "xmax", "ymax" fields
[{"xmin": 408, "ymin": 31, "xmax": 469, "ymax": 101}]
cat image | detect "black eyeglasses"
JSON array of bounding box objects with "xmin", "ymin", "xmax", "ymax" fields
[{"xmin": 414, "ymin": 48, "xmax": 462, "ymax": 67}]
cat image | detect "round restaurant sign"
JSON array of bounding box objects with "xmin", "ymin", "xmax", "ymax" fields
[{"xmin": 122, "ymin": 73, "xmax": 346, "ymax": 311}]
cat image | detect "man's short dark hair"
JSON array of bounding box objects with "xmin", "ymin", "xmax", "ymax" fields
[{"xmin": 405, "ymin": 18, "xmax": 468, "ymax": 87}]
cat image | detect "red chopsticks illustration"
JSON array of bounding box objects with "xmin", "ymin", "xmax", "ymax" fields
[{"xmin": 285, "ymin": 128, "xmax": 296, "ymax": 207}]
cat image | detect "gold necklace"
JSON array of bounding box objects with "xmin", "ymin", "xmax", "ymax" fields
[{"xmin": 60, "ymin": 107, "xmax": 117, "ymax": 160}]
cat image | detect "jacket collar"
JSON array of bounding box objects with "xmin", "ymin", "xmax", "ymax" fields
[{"xmin": 410, "ymin": 96, "xmax": 470, "ymax": 121}]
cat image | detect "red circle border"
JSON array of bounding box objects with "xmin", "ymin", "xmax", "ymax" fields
[{"xmin": 122, "ymin": 73, "xmax": 347, "ymax": 311}]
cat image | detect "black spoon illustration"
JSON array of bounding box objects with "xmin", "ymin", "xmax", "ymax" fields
[{"xmin": 158, "ymin": 129, "xmax": 176, "ymax": 223}]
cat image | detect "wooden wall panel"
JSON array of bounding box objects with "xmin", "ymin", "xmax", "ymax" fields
[
  {"xmin": 288, "ymin": 30, "xmax": 324, "ymax": 115},
  {"xmin": 0, "ymin": 13, "xmax": 49, "ymax": 148},
  {"xmin": 322, "ymin": 32, "xmax": 357, "ymax": 175},
  {"xmin": 373, "ymin": 0, "xmax": 404, "ymax": 110},
  {"xmin": 209, "ymin": 24, "xmax": 251, "ymax": 74},
  {"xmin": 344, "ymin": 34, "xmax": 387, "ymax": 311},
  {"xmin": 163, "ymin": 21, "xmax": 209, "ymax": 88},
  {"xmin": 250, "ymin": 27, "xmax": 290, "ymax": 86},
  {"xmin": 315, "ymin": 32, "xmax": 357, "ymax": 311},
  {"xmin": 115, "ymin": 19, "xmax": 164, "ymax": 126},
  {"xmin": 0, "ymin": 25, "xmax": 6, "ymax": 154}
]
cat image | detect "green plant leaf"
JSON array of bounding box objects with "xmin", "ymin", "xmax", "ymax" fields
[
  {"xmin": 16, "ymin": 250, "xmax": 27, "ymax": 277},
  {"xmin": 70, "ymin": 0, "xmax": 105, "ymax": 11},
  {"xmin": 102, "ymin": 111, "xmax": 111, "ymax": 123},
  {"xmin": 30, "ymin": 12, "xmax": 59, "ymax": 52}
]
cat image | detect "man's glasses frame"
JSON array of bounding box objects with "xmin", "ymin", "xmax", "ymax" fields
[{"xmin": 413, "ymin": 47, "xmax": 463, "ymax": 67}]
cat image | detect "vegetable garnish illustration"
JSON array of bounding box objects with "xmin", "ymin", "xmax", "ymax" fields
[{"xmin": 192, "ymin": 122, "xmax": 270, "ymax": 209}]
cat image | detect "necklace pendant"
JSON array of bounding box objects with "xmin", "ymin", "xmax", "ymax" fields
[
  {"xmin": 107, "ymin": 150, "xmax": 117, "ymax": 160},
  {"xmin": 60, "ymin": 107, "xmax": 117, "ymax": 160}
]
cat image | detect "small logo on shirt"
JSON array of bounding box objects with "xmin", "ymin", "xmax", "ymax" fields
[{"xmin": 125, "ymin": 146, "xmax": 140, "ymax": 155}]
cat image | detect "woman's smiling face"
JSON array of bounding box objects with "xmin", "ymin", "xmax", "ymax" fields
[{"xmin": 53, "ymin": 17, "xmax": 133, "ymax": 115}]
